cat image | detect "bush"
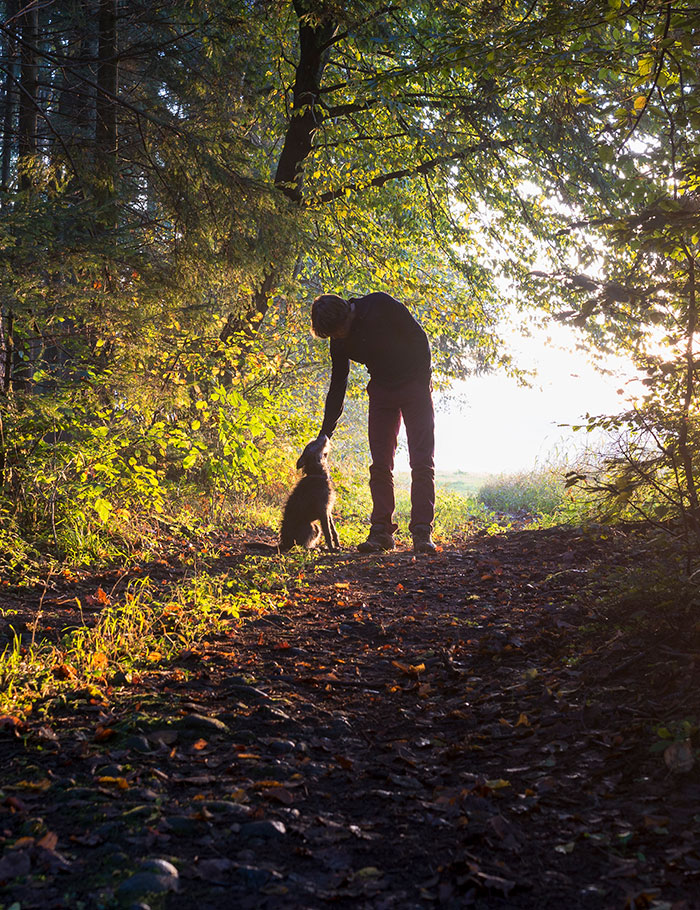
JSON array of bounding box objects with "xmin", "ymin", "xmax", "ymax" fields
[{"xmin": 477, "ymin": 468, "xmax": 570, "ymax": 517}]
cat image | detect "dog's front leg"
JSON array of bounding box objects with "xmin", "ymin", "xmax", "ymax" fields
[
  {"xmin": 328, "ymin": 513, "xmax": 340, "ymax": 550},
  {"xmin": 321, "ymin": 513, "xmax": 338, "ymax": 551}
]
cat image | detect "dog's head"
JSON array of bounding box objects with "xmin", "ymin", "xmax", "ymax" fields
[{"xmin": 297, "ymin": 435, "xmax": 330, "ymax": 472}]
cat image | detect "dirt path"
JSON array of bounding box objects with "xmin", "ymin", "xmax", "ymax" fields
[{"xmin": 1, "ymin": 528, "xmax": 699, "ymax": 909}]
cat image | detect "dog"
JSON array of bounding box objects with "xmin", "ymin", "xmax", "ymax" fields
[{"xmin": 248, "ymin": 436, "xmax": 340, "ymax": 553}]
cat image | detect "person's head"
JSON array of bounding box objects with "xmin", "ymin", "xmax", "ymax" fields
[{"xmin": 311, "ymin": 294, "xmax": 354, "ymax": 339}]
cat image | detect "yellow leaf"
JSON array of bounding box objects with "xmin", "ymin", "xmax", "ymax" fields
[
  {"xmin": 92, "ymin": 652, "xmax": 109, "ymax": 670},
  {"xmin": 485, "ymin": 778, "xmax": 511, "ymax": 790},
  {"xmin": 392, "ymin": 660, "xmax": 426, "ymax": 677},
  {"xmin": 633, "ymin": 95, "xmax": 647, "ymax": 111},
  {"xmin": 354, "ymin": 867, "xmax": 382, "ymax": 880},
  {"xmin": 516, "ymin": 713, "xmax": 530, "ymax": 727},
  {"xmin": 98, "ymin": 776, "xmax": 129, "ymax": 789},
  {"xmin": 12, "ymin": 779, "xmax": 51, "ymax": 792}
]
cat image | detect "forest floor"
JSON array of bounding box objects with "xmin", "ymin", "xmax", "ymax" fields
[{"xmin": 1, "ymin": 525, "xmax": 700, "ymax": 910}]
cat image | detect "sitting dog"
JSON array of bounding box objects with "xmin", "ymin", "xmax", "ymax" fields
[
  {"xmin": 248, "ymin": 436, "xmax": 340, "ymax": 552},
  {"xmin": 280, "ymin": 436, "xmax": 340, "ymax": 551}
]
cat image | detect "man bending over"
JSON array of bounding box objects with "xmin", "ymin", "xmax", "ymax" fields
[{"xmin": 310, "ymin": 292, "xmax": 436, "ymax": 554}]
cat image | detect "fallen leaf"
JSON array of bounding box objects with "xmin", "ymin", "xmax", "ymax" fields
[
  {"xmin": 555, "ymin": 841, "xmax": 575, "ymax": 854},
  {"xmin": 354, "ymin": 866, "xmax": 382, "ymax": 880},
  {"xmin": 392, "ymin": 660, "xmax": 426, "ymax": 677},
  {"xmin": 37, "ymin": 832, "xmax": 58, "ymax": 851},
  {"xmin": 11, "ymin": 779, "xmax": 51, "ymax": 792},
  {"xmin": 97, "ymin": 776, "xmax": 129, "ymax": 789}
]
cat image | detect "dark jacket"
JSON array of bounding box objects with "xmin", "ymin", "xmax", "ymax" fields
[{"xmin": 320, "ymin": 292, "xmax": 431, "ymax": 439}]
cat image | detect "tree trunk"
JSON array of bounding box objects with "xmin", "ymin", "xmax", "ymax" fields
[
  {"xmin": 0, "ymin": 0, "xmax": 19, "ymax": 201},
  {"xmin": 678, "ymin": 249, "xmax": 700, "ymax": 547},
  {"xmin": 56, "ymin": 0, "xmax": 95, "ymax": 185},
  {"xmin": 273, "ymin": 1, "xmax": 336, "ymax": 201},
  {"xmin": 223, "ymin": 3, "xmax": 336, "ymax": 343},
  {"xmin": 95, "ymin": 0, "xmax": 118, "ymax": 216},
  {"xmin": 17, "ymin": 0, "xmax": 38, "ymax": 190}
]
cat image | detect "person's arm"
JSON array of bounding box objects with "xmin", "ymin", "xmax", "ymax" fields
[{"xmin": 319, "ymin": 340, "xmax": 350, "ymax": 439}]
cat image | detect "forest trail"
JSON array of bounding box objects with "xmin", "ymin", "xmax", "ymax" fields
[{"xmin": 1, "ymin": 528, "xmax": 699, "ymax": 909}]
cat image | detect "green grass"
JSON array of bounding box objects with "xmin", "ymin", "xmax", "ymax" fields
[{"xmin": 0, "ymin": 564, "xmax": 287, "ymax": 718}]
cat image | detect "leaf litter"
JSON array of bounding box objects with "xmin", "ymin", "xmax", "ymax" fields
[{"xmin": 0, "ymin": 526, "xmax": 699, "ymax": 908}]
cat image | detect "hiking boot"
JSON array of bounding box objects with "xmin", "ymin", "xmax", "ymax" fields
[
  {"xmin": 357, "ymin": 530, "xmax": 395, "ymax": 553},
  {"xmin": 412, "ymin": 528, "xmax": 437, "ymax": 553}
]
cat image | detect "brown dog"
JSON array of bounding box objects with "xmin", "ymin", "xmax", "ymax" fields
[
  {"xmin": 279, "ymin": 436, "xmax": 339, "ymax": 551},
  {"xmin": 247, "ymin": 436, "xmax": 340, "ymax": 553}
]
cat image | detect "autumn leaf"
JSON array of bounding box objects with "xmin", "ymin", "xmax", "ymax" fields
[
  {"xmin": 392, "ymin": 660, "xmax": 426, "ymax": 677},
  {"xmin": 37, "ymin": 831, "xmax": 59, "ymax": 851},
  {"xmin": 12, "ymin": 779, "xmax": 51, "ymax": 792},
  {"xmin": 97, "ymin": 776, "xmax": 129, "ymax": 789},
  {"xmin": 92, "ymin": 652, "xmax": 109, "ymax": 670}
]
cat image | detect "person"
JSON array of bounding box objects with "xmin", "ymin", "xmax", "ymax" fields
[{"xmin": 309, "ymin": 291, "xmax": 436, "ymax": 554}]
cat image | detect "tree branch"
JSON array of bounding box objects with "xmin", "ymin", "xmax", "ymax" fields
[{"xmin": 308, "ymin": 139, "xmax": 510, "ymax": 205}]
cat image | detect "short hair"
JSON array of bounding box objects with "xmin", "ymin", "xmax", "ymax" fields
[{"xmin": 311, "ymin": 294, "xmax": 351, "ymax": 338}]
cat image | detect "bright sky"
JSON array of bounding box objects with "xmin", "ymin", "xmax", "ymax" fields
[{"xmin": 396, "ymin": 320, "xmax": 638, "ymax": 475}]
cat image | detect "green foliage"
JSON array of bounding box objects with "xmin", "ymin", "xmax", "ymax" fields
[
  {"xmin": 0, "ymin": 343, "xmax": 286, "ymax": 570},
  {"xmin": 478, "ymin": 469, "xmax": 572, "ymax": 517},
  {"xmin": 0, "ymin": 570, "xmax": 284, "ymax": 717}
]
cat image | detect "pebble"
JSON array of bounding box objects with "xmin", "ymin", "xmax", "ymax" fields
[
  {"xmin": 164, "ymin": 815, "xmax": 202, "ymax": 835},
  {"xmin": 117, "ymin": 858, "xmax": 179, "ymax": 898},
  {"xmin": 176, "ymin": 714, "xmax": 229, "ymax": 735},
  {"xmin": 201, "ymin": 801, "xmax": 252, "ymax": 820},
  {"xmin": 117, "ymin": 871, "xmax": 178, "ymax": 897},
  {"xmin": 225, "ymin": 683, "xmax": 271, "ymax": 703},
  {"xmin": 232, "ymin": 865, "xmax": 282, "ymax": 889},
  {"xmin": 239, "ymin": 819, "xmax": 286, "ymax": 841},
  {"xmin": 256, "ymin": 705, "xmax": 291, "ymax": 721},
  {"xmin": 122, "ymin": 805, "xmax": 158, "ymax": 821},
  {"xmin": 124, "ymin": 734, "xmax": 152, "ymax": 753},
  {"xmin": 269, "ymin": 739, "xmax": 295, "ymax": 754},
  {"xmin": 96, "ymin": 764, "xmax": 123, "ymax": 778},
  {"xmin": 141, "ymin": 858, "xmax": 179, "ymax": 877}
]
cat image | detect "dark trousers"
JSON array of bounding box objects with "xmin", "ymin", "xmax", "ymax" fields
[{"xmin": 367, "ymin": 377, "xmax": 435, "ymax": 535}]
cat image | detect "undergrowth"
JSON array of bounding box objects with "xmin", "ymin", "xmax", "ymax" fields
[
  {"xmin": 477, "ymin": 467, "xmax": 591, "ymax": 525},
  {"xmin": 0, "ymin": 563, "xmax": 286, "ymax": 719}
]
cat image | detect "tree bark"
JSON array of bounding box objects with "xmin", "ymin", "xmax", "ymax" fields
[
  {"xmin": 678, "ymin": 249, "xmax": 700, "ymax": 546},
  {"xmin": 273, "ymin": 1, "xmax": 336, "ymax": 201},
  {"xmin": 95, "ymin": 0, "xmax": 118, "ymax": 209},
  {"xmin": 17, "ymin": 0, "xmax": 38, "ymax": 190},
  {"xmin": 0, "ymin": 0, "xmax": 19, "ymax": 200}
]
